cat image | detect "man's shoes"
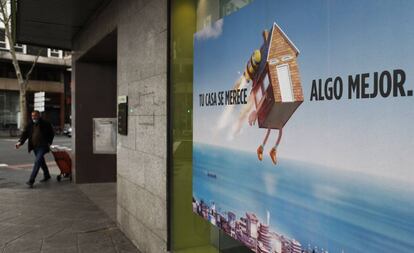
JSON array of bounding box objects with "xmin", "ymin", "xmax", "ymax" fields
[
  {"xmin": 25, "ymin": 180, "xmax": 34, "ymax": 188},
  {"xmin": 269, "ymin": 147, "xmax": 277, "ymax": 165},
  {"xmin": 257, "ymin": 145, "xmax": 263, "ymax": 161},
  {"xmin": 40, "ymin": 175, "xmax": 51, "ymax": 183}
]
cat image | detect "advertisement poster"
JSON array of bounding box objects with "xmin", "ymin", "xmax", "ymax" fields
[{"xmin": 192, "ymin": 0, "xmax": 414, "ymax": 252}]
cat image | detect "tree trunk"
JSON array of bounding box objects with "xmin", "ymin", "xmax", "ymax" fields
[
  {"xmin": 19, "ymin": 82, "xmax": 27, "ymax": 130},
  {"xmin": 1, "ymin": 0, "xmax": 40, "ymax": 131}
]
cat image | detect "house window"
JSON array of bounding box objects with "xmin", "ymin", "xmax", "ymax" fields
[
  {"xmin": 268, "ymin": 58, "xmax": 279, "ymax": 65},
  {"xmin": 281, "ymin": 54, "xmax": 293, "ymax": 62},
  {"xmin": 47, "ymin": 48, "xmax": 63, "ymax": 58},
  {"xmin": 255, "ymin": 74, "xmax": 270, "ymax": 106},
  {"xmin": 255, "ymin": 86, "xmax": 263, "ymax": 106},
  {"xmin": 263, "ymin": 73, "xmax": 270, "ymax": 92}
]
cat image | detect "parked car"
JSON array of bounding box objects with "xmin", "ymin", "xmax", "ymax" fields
[{"xmin": 63, "ymin": 124, "xmax": 72, "ymax": 137}]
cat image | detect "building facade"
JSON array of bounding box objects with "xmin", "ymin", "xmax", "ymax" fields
[
  {"xmin": 13, "ymin": 0, "xmax": 263, "ymax": 252},
  {"xmin": 0, "ymin": 28, "xmax": 71, "ymax": 135},
  {"xmin": 19, "ymin": 1, "xmax": 414, "ymax": 253}
]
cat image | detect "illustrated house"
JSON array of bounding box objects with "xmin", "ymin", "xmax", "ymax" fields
[{"xmin": 251, "ymin": 23, "xmax": 304, "ymax": 130}]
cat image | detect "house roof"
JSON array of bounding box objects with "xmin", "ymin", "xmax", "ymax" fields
[{"xmin": 270, "ymin": 22, "xmax": 300, "ymax": 56}]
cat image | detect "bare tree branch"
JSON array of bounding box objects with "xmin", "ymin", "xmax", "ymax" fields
[
  {"xmin": 0, "ymin": 0, "xmax": 10, "ymax": 24},
  {"xmin": 0, "ymin": 0, "xmax": 6, "ymax": 12},
  {"xmin": 0, "ymin": 13, "xmax": 10, "ymax": 24},
  {"xmin": 0, "ymin": 0, "xmax": 38, "ymax": 129},
  {"xmin": 2, "ymin": 16, "xmax": 9, "ymax": 24},
  {"xmin": 0, "ymin": 0, "xmax": 13, "ymax": 47},
  {"xmin": 1, "ymin": 1, "xmax": 21, "ymax": 81},
  {"xmin": 24, "ymin": 48, "xmax": 43, "ymax": 86},
  {"xmin": 0, "ymin": 7, "xmax": 6, "ymax": 24}
]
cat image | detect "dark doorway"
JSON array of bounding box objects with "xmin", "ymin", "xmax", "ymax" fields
[{"xmin": 73, "ymin": 30, "xmax": 117, "ymax": 183}]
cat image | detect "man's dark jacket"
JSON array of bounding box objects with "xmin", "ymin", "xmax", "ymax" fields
[{"xmin": 19, "ymin": 118, "xmax": 55, "ymax": 153}]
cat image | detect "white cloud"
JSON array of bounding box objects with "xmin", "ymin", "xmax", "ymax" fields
[{"xmin": 195, "ymin": 19, "xmax": 224, "ymax": 40}]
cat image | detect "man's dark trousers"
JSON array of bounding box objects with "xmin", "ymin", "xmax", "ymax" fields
[{"xmin": 29, "ymin": 147, "xmax": 50, "ymax": 183}]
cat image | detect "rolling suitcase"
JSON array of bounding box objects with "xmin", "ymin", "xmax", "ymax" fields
[{"xmin": 50, "ymin": 145, "xmax": 72, "ymax": 181}]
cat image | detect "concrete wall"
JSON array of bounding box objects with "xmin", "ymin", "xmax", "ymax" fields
[{"xmin": 72, "ymin": 0, "xmax": 167, "ymax": 252}]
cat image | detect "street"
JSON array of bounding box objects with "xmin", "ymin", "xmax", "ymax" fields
[
  {"xmin": 0, "ymin": 136, "xmax": 140, "ymax": 252},
  {"xmin": 0, "ymin": 136, "xmax": 72, "ymax": 168},
  {"xmin": 0, "ymin": 166, "xmax": 139, "ymax": 253}
]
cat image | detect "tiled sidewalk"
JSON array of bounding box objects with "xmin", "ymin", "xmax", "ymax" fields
[{"xmin": 0, "ymin": 166, "xmax": 140, "ymax": 253}]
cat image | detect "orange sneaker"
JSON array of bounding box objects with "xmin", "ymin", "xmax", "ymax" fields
[
  {"xmin": 257, "ymin": 145, "xmax": 263, "ymax": 161},
  {"xmin": 269, "ymin": 147, "xmax": 277, "ymax": 165}
]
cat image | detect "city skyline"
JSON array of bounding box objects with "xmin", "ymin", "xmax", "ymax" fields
[{"xmin": 193, "ymin": 196, "xmax": 327, "ymax": 253}]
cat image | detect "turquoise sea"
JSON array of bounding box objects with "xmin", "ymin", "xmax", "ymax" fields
[{"xmin": 193, "ymin": 143, "xmax": 414, "ymax": 253}]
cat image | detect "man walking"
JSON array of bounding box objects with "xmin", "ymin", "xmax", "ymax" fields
[{"xmin": 16, "ymin": 110, "xmax": 55, "ymax": 188}]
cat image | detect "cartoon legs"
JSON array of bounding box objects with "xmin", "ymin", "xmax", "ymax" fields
[
  {"xmin": 270, "ymin": 128, "xmax": 283, "ymax": 164},
  {"xmin": 256, "ymin": 128, "xmax": 283, "ymax": 165},
  {"xmin": 256, "ymin": 129, "xmax": 270, "ymax": 161}
]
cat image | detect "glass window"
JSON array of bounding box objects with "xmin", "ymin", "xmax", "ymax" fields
[
  {"xmin": 171, "ymin": 1, "xmax": 255, "ymax": 252},
  {"xmin": 14, "ymin": 43, "xmax": 26, "ymax": 54},
  {"xmin": 0, "ymin": 91, "xmax": 19, "ymax": 130},
  {"xmin": 220, "ymin": 0, "xmax": 255, "ymax": 17},
  {"xmin": 48, "ymin": 48, "xmax": 63, "ymax": 58},
  {"xmin": 0, "ymin": 29, "xmax": 6, "ymax": 49}
]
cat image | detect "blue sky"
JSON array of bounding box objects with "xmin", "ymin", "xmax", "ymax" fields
[{"xmin": 193, "ymin": 0, "xmax": 414, "ymax": 186}]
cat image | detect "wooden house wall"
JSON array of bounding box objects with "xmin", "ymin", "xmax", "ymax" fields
[{"xmin": 267, "ymin": 26, "xmax": 304, "ymax": 103}]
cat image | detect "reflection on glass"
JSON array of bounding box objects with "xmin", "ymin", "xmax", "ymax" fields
[
  {"xmin": 171, "ymin": 0, "xmax": 255, "ymax": 252},
  {"xmin": 220, "ymin": 0, "xmax": 255, "ymax": 17}
]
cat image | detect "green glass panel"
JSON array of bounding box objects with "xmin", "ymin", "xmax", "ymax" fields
[
  {"xmin": 171, "ymin": 1, "xmax": 254, "ymax": 252},
  {"xmin": 171, "ymin": 0, "xmax": 213, "ymax": 251}
]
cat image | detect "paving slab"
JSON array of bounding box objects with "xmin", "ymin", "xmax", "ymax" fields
[{"xmin": 0, "ymin": 166, "xmax": 141, "ymax": 253}]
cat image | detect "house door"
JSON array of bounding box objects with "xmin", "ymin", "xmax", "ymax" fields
[{"xmin": 276, "ymin": 64, "xmax": 294, "ymax": 102}]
